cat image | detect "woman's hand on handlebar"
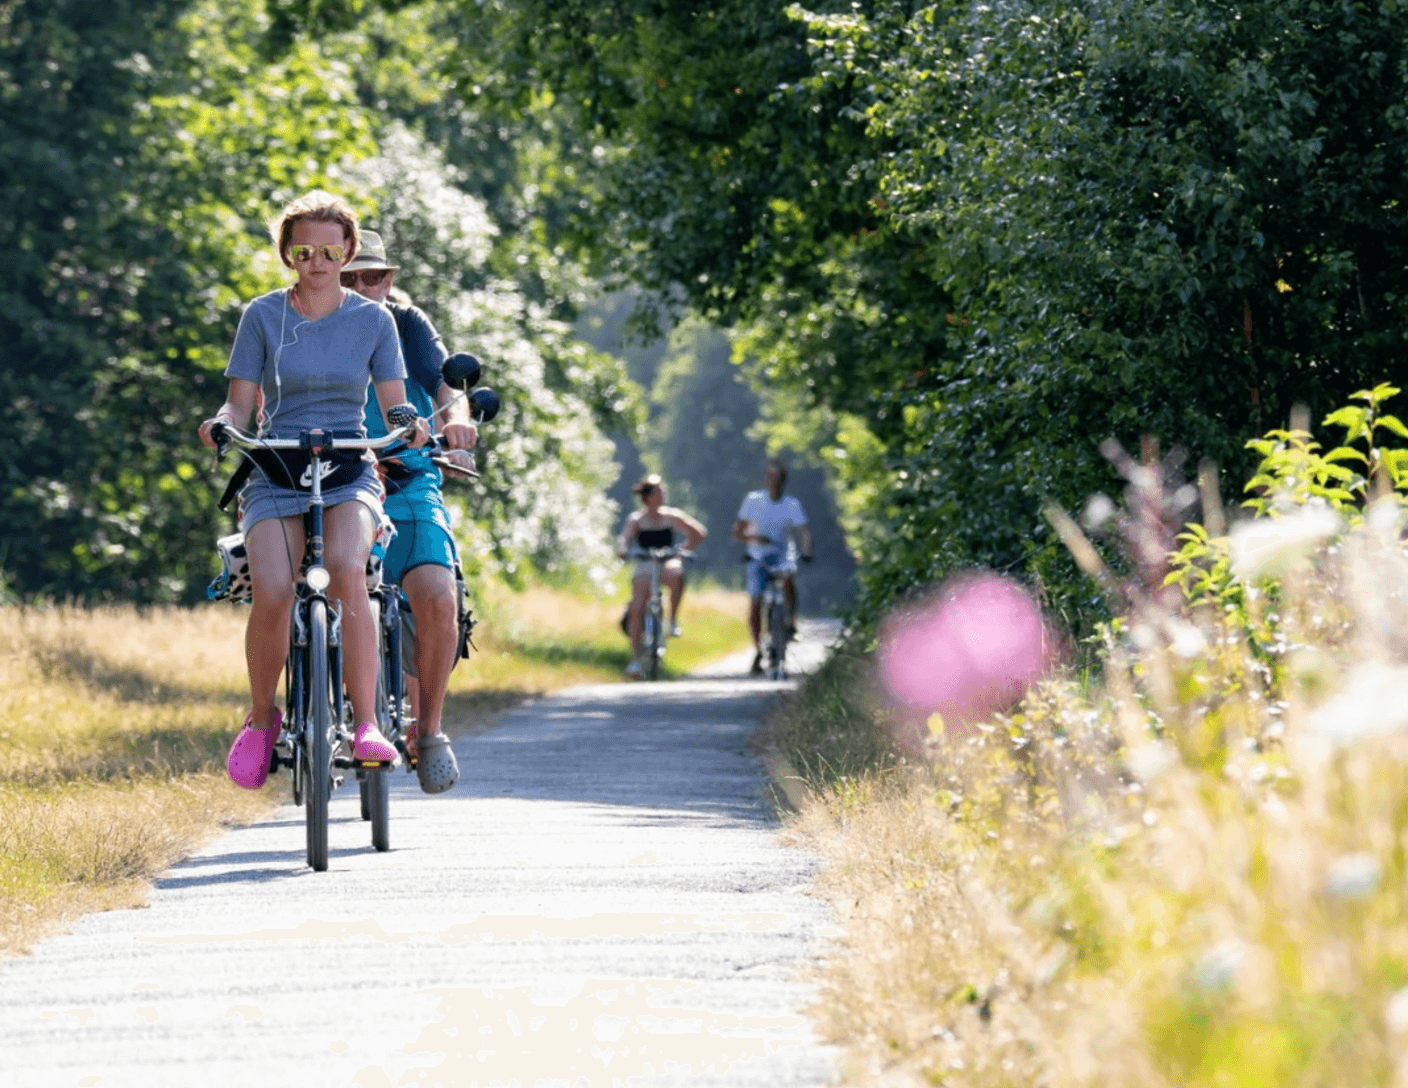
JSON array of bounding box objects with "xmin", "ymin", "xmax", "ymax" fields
[
  {"xmin": 201, "ymin": 382, "xmax": 257, "ymax": 450},
  {"xmin": 199, "ymin": 413, "xmax": 236, "ymax": 450}
]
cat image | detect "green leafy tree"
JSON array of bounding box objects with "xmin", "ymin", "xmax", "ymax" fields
[
  {"xmin": 426, "ymin": 0, "xmax": 1408, "ymax": 630},
  {"xmin": 2, "ymin": 0, "xmax": 639, "ymax": 600},
  {"xmin": 1, "ymin": 0, "xmax": 195, "ymax": 596},
  {"xmin": 348, "ymin": 123, "xmax": 625, "ymax": 584}
]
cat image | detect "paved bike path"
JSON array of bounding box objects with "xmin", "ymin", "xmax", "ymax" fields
[{"xmin": 1, "ymin": 626, "xmax": 841, "ymax": 1087}]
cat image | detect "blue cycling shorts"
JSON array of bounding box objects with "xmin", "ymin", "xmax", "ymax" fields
[
  {"xmin": 746, "ymin": 553, "xmax": 795, "ymax": 599},
  {"xmin": 379, "ymin": 472, "xmax": 459, "ymax": 585}
]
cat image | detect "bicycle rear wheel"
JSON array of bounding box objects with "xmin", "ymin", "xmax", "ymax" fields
[{"xmin": 304, "ymin": 598, "xmax": 333, "ymax": 872}]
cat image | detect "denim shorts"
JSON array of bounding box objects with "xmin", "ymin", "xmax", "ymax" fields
[
  {"xmin": 378, "ymin": 472, "xmax": 458, "ymax": 585},
  {"xmin": 746, "ymin": 553, "xmax": 795, "ymax": 598}
]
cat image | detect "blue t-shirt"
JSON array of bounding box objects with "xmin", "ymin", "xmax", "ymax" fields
[
  {"xmin": 364, "ymin": 302, "xmax": 447, "ymax": 472},
  {"xmin": 225, "ymin": 288, "xmax": 405, "ymax": 437}
]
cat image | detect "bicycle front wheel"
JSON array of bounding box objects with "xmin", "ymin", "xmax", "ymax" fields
[
  {"xmin": 366, "ymin": 604, "xmax": 393, "ymax": 852},
  {"xmin": 768, "ymin": 593, "xmax": 788, "ymax": 679},
  {"xmin": 304, "ymin": 598, "xmax": 333, "ymax": 872},
  {"xmin": 645, "ymin": 605, "xmax": 662, "ymax": 681}
]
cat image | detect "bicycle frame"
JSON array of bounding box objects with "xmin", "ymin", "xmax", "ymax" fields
[
  {"xmin": 212, "ymin": 422, "xmax": 412, "ymax": 871},
  {"xmin": 758, "ymin": 563, "xmax": 795, "ymax": 681},
  {"xmin": 629, "ymin": 546, "xmax": 689, "ymax": 681}
]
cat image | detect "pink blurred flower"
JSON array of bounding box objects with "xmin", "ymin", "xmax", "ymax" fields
[{"xmin": 877, "ymin": 573, "xmax": 1051, "ymax": 731}]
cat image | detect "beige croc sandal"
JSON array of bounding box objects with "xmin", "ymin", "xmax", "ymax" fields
[{"xmin": 416, "ymin": 733, "xmax": 459, "ymax": 795}]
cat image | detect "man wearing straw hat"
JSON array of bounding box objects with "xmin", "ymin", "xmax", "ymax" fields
[{"xmin": 350, "ymin": 230, "xmax": 476, "ymax": 794}]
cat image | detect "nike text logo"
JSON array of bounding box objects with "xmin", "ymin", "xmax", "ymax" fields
[{"xmin": 299, "ymin": 462, "xmax": 339, "ymax": 488}]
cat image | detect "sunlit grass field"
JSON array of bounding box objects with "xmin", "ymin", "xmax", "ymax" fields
[{"xmin": 0, "ymin": 582, "xmax": 750, "ymax": 955}]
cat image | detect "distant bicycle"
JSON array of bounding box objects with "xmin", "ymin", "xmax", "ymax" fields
[
  {"xmin": 627, "ymin": 545, "xmax": 692, "ymax": 681},
  {"xmin": 209, "ymin": 414, "xmax": 418, "ymax": 871},
  {"xmin": 755, "ymin": 553, "xmax": 796, "ymax": 681}
]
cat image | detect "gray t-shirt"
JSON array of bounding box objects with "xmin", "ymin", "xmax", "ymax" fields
[{"xmin": 225, "ymin": 288, "xmax": 406, "ymax": 437}]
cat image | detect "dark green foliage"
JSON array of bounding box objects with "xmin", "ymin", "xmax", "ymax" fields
[
  {"xmin": 0, "ymin": 0, "xmax": 642, "ymax": 601},
  {"xmin": 437, "ymin": 0, "xmax": 1408, "ymax": 633},
  {"xmin": 0, "ymin": 0, "xmax": 210, "ymax": 599},
  {"xmin": 1, "ymin": 1, "xmax": 389, "ymax": 601}
]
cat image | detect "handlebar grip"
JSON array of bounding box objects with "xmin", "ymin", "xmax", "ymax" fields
[
  {"xmin": 386, "ymin": 403, "xmax": 418, "ymax": 429},
  {"xmin": 210, "ymin": 420, "xmax": 230, "ymax": 457}
]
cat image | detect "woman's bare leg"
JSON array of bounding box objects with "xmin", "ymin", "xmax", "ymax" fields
[
  {"xmin": 627, "ymin": 573, "xmax": 651, "ymax": 661},
  {"xmin": 243, "ymin": 516, "xmax": 305, "ymax": 728},
  {"xmin": 324, "ymin": 501, "xmax": 378, "ymax": 725},
  {"xmin": 662, "ymin": 561, "xmax": 686, "ymax": 628}
]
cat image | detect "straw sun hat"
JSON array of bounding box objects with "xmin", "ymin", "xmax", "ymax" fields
[{"xmin": 344, "ymin": 230, "xmax": 399, "ymax": 272}]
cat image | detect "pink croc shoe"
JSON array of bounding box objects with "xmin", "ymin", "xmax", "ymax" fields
[
  {"xmin": 352, "ymin": 722, "xmax": 398, "ymax": 764},
  {"xmin": 227, "ymin": 709, "xmax": 283, "ymax": 790}
]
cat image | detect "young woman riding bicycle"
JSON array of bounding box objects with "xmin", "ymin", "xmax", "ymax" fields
[
  {"xmin": 197, "ymin": 191, "xmax": 429, "ymax": 790},
  {"xmin": 615, "ymin": 474, "xmax": 706, "ymax": 679}
]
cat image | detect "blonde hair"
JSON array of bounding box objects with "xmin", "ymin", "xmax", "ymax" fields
[{"xmin": 270, "ymin": 190, "xmax": 360, "ymax": 268}]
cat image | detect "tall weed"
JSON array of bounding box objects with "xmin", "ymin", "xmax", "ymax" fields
[{"xmin": 782, "ymin": 385, "xmax": 1408, "ymax": 1086}]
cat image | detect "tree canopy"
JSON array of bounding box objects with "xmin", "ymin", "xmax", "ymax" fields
[
  {"xmin": 419, "ymin": 0, "xmax": 1408, "ymax": 627},
  {"xmin": 1, "ymin": 0, "xmax": 636, "ymax": 601},
  {"xmin": 8, "ymin": 0, "xmax": 1408, "ymax": 625}
]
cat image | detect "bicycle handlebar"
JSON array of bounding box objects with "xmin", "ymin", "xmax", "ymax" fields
[
  {"xmin": 210, "ymin": 421, "xmax": 417, "ymax": 460},
  {"xmin": 627, "ymin": 546, "xmax": 693, "ymax": 562}
]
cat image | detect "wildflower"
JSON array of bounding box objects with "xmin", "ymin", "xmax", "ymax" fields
[
  {"xmin": 1193, "ymin": 938, "xmax": 1245, "ymax": 992},
  {"xmin": 1124, "ymin": 742, "xmax": 1177, "ymax": 782},
  {"xmin": 1166, "ymin": 619, "xmax": 1207, "ymax": 659},
  {"xmin": 1307, "ymin": 662, "xmax": 1408, "ymax": 747},
  {"xmin": 1326, "ymin": 853, "xmax": 1380, "ymax": 900},
  {"xmin": 1385, "ymin": 987, "xmax": 1408, "ymax": 1033},
  {"xmin": 1229, "ymin": 503, "xmax": 1340, "ymax": 580},
  {"xmin": 876, "ymin": 573, "xmax": 1051, "ymax": 731}
]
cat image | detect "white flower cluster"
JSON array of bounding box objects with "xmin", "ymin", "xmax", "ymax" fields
[{"xmin": 348, "ymin": 126, "xmax": 620, "ymax": 582}]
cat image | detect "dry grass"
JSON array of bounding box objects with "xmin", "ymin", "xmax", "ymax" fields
[
  {"xmin": 0, "ymin": 778, "xmax": 269, "ymax": 955},
  {"xmin": 774, "ymin": 512, "xmax": 1408, "ymax": 1087},
  {"xmin": 1, "ymin": 606, "xmax": 250, "ymax": 783},
  {"xmin": 0, "ymin": 584, "xmax": 752, "ymax": 956},
  {"xmin": 0, "ymin": 606, "xmax": 267, "ymax": 954}
]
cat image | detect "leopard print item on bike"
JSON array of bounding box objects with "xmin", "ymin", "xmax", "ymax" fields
[
  {"xmin": 207, "ymin": 516, "xmax": 397, "ymax": 603},
  {"xmin": 208, "ymin": 533, "xmax": 253, "ymax": 603}
]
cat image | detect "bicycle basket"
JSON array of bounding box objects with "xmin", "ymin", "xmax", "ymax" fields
[{"xmin": 208, "ymin": 533, "xmax": 252, "ymax": 603}]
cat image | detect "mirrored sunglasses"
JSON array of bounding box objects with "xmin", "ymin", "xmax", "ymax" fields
[
  {"xmin": 289, "ymin": 243, "xmax": 346, "ymax": 263},
  {"xmin": 340, "ymin": 269, "xmax": 391, "ymax": 288}
]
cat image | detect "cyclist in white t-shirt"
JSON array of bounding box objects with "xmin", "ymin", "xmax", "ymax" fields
[{"xmin": 732, "ymin": 458, "xmax": 813, "ymax": 675}]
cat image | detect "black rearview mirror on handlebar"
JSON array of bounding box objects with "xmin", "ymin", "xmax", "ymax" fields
[
  {"xmin": 469, "ymin": 388, "xmax": 500, "ymax": 424},
  {"xmin": 441, "ymin": 352, "xmax": 482, "ymax": 391}
]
